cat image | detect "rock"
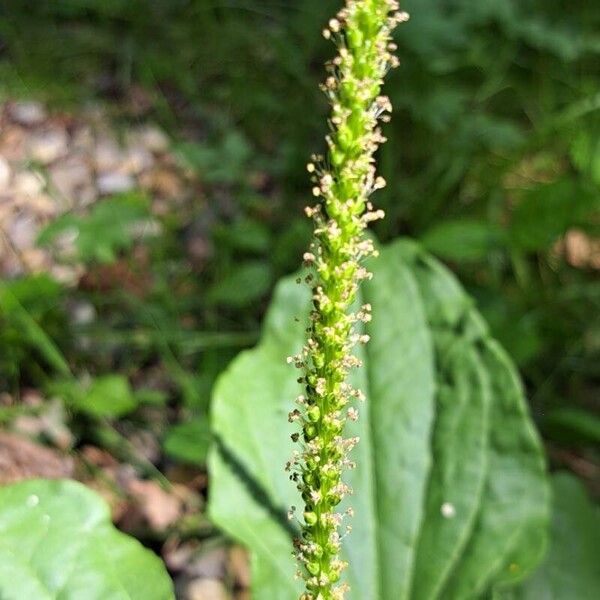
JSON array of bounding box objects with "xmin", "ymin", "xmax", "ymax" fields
[
  {"xmin": 27, "ymin": 129, "xmax": 68, "ymax": 164},
  {"xmin": 139, "ymin": 167, "xmax": 183, "ymax": 198},
  {"xmin": 0, "ymin": 199, "xmax": 14, "ymax": 221},
  {"xmin": 71, "ymin": 125, "xmax": 95, "ymax": 153},
  {"xmin": 19, "ymin": 193, "xmax": 56, "ymax": 218},
  {"xmin": 70, "ymin": 301, "xmax": 96, "ymax": 325},
  {"xmin": 0, "ymin": 126, "xmax": 27, "ymax": 162},
  {"xmin": 20, "ymin": 248, "xmax": 48, "ymax": 272},
  {"xmin": 13, "ymin": 398, "xmax": 73, "ymax": 450},
  {"xmin": 94, "ymin": 137, "xmax": 123, "ymax": 171},
  {"xmin": 8, "ymin": 101, "xmax": 47, "ymax": 126},
  {"xmin": 13, "ymin": 170, "xmax": 45, "ymax": 197},
  {"xmin": 50, "ymin": 264, "xmax": 84, "ymax": 286},
  {"xmin": 121, "ymin": 145, "xmax": 153, "ymax": 175},
  {"xmin": 134, "ymin": 125, "xmax": 170, "ymax": 153},
  {"xmin": 97, "ymin": 171, "xmax": 135, "ymax": 195},
  {"xmin": 8, "ymin": 214, "xmax": 38, "ymax": 250},
  {"xmin": 185, "ymin": 579, "xmax": 229, "ymax": 600},
  {"xmin": 185, "ymin": 546, "xmax": 228, "ymax": 580},
  {"xmin": 49, "ymin": 156, "xmax": 93, "ymax": 204},
  {"xmin": 0, "ymin": 156, "xmax": 11, "ymax": 189},
  {"xmin": 564, "ymin": 229, "xmax": 600, "ymax": 269}
]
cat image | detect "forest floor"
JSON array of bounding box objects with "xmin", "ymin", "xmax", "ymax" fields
[{"xmin": 0, "ymin": 99, "xmax": 249, "ymax": 600}]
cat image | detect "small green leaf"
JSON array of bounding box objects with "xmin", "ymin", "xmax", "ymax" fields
[
  {"xmin": 207, "ymin": 261, "xmax": 272, "ymax": 307},
  {"xmin": 421, "ymin": 219, "xmax": 504, "ymax": 262},
  {"xmin": 134, "ymin": 388, "xmax": 169, "ymax": 406},
  {"xmin": 54, "ymin": 375, "xmax": 138, "ymax": 418},
  {"xmin": 163, "ymin": 418, "xmax": 211, "ymax": 466},
  {"xmin": 215, "ymin": 218, "xmax": 271, "ymax": 253},
  {"xmin": 544, "ymin": 407, "xmax": 600, "ymax": 446},
  {"xmin": 571, "ymin": 129, "xmax": 600, "ymax": 185},
  {"xmin": 509, "ymin": 179, "xmax": 599, "ymax": 251},
  {"xmin": 83, "ymin": 375, "xmax": 137, "ymax": 417},
  {"xmin": 0, "ymin": 479, "xmax": 174, "ymax": 600}
]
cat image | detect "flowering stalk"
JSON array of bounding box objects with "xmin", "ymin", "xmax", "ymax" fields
[{"xmin": 286, "ymin": 2, "xmax": 407, "ymax": 599}]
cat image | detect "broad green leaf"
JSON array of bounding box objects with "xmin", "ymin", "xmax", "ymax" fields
[
  {"xmin": 440, "ymin": 339, "xmax": 549, "ymax": 598},
  {"xmin": 412, "ymin": 339, "xmax": 490, "ymax": 599},
  {"xmin": 363, "ymin": 252, "xmax": 435, "ymax": 599},
  {"xmin": 498, "ymin": 473, "xmax": 600, "ymax": 600},
  {"xmin": 209, "ymin": 239, "xmax": 549, "ymax": 599},
  {"xmin": 0, "ymin": 479, "xmax": 174, "ymax": 600},
  {"xmin": 405, "ymin": 249, "xmax": 549, "ymax": 597}
]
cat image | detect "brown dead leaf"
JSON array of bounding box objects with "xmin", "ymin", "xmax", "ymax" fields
[
  {"xmin": 0, "ymin": 431, "xmax": 74, "ymax": 484},
  {"xmin": 563, "ymin": 229, "xmax": 600, "ymax": 270},
  {"xmin": 228, "ymin": 546, "xmax": 251, "ymax": 589},
  {"xmin": 185, "ymin": 578, "xmax": 230, "ymax": 600},
  {"xmin": 126, "ymin": 479, "xmax": 183, "ymax": 530}
]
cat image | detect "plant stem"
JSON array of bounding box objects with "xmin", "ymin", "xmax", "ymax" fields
[{"xmin": 286, "ymin": 2, "xmax": 407, "ymax": 599}]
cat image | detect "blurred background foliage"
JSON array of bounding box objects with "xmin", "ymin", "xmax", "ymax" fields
[{"xmin": 0, "ymin": 0, "xmax": 598, "ymax": 540}]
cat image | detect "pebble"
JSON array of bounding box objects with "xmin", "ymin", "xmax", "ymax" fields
[
  {"xmin": 121, "ymin": 145, "xmax": 153, "ymax": 175},
  {"xmin": 0, "ymin": 126, "xmax": 27, "ymax": 162},
  {"xmin": 0, "ymin": 156, "xmax": 11, "ymax": 189},
  {"xmin": 133, "ymin": 125, "xmax": 170, "ymax": 153},
  {"xmin": 70, "ymin": 301, "xmax": 97, "ymax": 325},
  {"xmin": 17, "ymin": 193, "xmax": 56, "ymax": 218},
  {"xmin": 13, "ymin": 171, "xmax": 45, "ymax": 197},
  {"xmin": 21, "ymin": 248, "xmax": 47, "ymax": 271},
  {"xmin": 8, "ymin": 214, "xmax": 39, "ymax": 250},
  {"xmin": 27, "ymin": 129, "xmax": 68, "ymax": 164},
  {"xmin": 49, "ymin": 157, "xmax": 93, "ymax": 203},
  {"xmin": 94, "ymin": 137, "xmax": 123, "ymax": 171},
  {"xmin": 97, "ymin": 171, "xmax": 135, "ymax": 195},
  {"xmin": 8, "ymin": 101, "xmax": 47, "ymax": 126},
  {"xmin": 0, "ymin": 99, "xmax": 194, "ymax": 283},
  {"xmin": 185, "ymin": 579, "xmax": 229, "ymax": 600}
]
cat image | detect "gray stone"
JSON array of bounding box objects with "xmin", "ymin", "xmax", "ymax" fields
[
  {"xmin": 49, "ymin": 156, "xmax": 92, "ymax": 203},
  {"xmin": 8, "ymin": 101, "xmax": 47, "ymax": 126},
  {"xmin": 133, "ymin": 125, "xmax": 170, "ymax": 153},
  {"xmin": 0, "ymin": 156, "xmax": 11, "ymax": 190},
  {"xmin": 9, "ymin": 214, "xmax": 39, "ymax": 250},
  {"xmin": 97, "ymin": 171, "xmax": 135, "ymax": 195},
  {"xmin": 185, "ymin": 579, "xmax": 229, "ymax": 600},
  {"xmin": 94, "ymin": 137, "xmax": 123, "ymax": 172},
  {"xmin": 13, "ymin": 171, "xmax": 45, "ymax": 197},
  {"xmin": 27, "ymin": 129, "xmax": 68, "ymax": 164}
]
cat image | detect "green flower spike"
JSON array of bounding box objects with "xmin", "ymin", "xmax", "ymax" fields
[{"xmin": 285, "ymin": 2, "xmax": 408, "ymax": 599}]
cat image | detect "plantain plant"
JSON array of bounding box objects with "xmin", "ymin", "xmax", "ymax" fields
[
  {"xmin": 209, "ymin": 1, "xmax": 551, "ymax": 599},
  {"xmin": 283, "ymin": 2, "xmax": 408, "ymax": 598}
]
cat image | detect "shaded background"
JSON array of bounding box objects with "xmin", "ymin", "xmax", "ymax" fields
[{"xmin": 0, "ymin": 0, "xmax": 598, "ymax": 596}]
